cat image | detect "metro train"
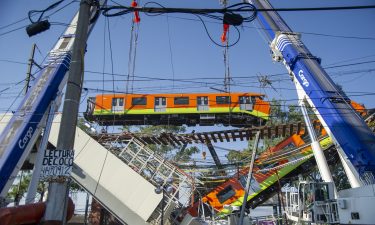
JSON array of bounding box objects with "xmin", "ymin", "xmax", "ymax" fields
[
  {"xmin": 84, "ymin": 92, "xmax": 271, "ymax": 127},
  {"xmin": 186, "ymin": 133, "xmax": 334, "ymax": 217},
  {"xmin": 184, "ymin": 101, "xmax": 367, "ymax": 218}
]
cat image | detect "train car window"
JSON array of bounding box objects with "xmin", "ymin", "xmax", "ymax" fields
[
  {"xmin": 285, "ymin": 142, "xmax": 296, "ymax": 149},
  {"xmin": 239, "ymin": 175, "xmax": 247, "ymax": 188},
  {"xmin": 132, "ymin": 97, "xmax": 147, "ymax": 105},
  {"xmin": 216, "ymin": 96, "xmax": 231, "ymax": 104},
  {"xmin": 112, "ymin": 98, "xmax": 124, "ymax": 106},
  {"xmin": 251, "ymin": 96, "xmax": 256, "ymax": 103},
  {"xmin": 197, "ymin": 96, "xmax": 208, "ymax": 105},
  {"xmin": 239, "ymin": 96, "xmax": 251, "ymax": 104},
  {"xmin": 174, "ymin": 97, "xmax": 189, "ymax": 105},
  {"xmin": 217, "ymin": 185, "xmax": 236, "ymax": 204}
]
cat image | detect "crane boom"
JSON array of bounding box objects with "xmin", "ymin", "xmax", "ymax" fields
[
  {"xmin": 248, "ymin": 0, "xmax": 375, "ymax": 185},
  {"xmin": 0, "ymin": 4, "xmax": 101, "ymax": 198}
]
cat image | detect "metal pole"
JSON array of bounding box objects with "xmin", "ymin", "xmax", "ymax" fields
[
  {"xmin": 84, "ymin": 192, "xmax": 90, "ymax": 225},
  {"xmin": 161, "ymin": 190, "xmax": 164, "ymax": 225},
  {"xmin": 25, "ymin": 101, "xmax": 57, "ymax": 204},
  {"xmin": 42, "ymin": 0, "xmax": 92, "ymax": 224},
  {"xmin": 275, "ymin": 171, "xmax": 288, "ymax": 225},
  {"xmin": 238, "ymin": 131, "xmax": 260, "ymax": 225},
  {"xmin": 25, "ymin": 43, "xmax": 36, "ymax": 95},
  {"xmin": 299, "ymin": 100, "xmax": 337, "ymax": 196},
  {"xmin": 206, "ymin": 140, "xmax": 223, "ymax": 170}
]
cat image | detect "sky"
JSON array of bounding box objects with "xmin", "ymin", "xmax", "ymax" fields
[{"xmin": 0, "ymin": 0, "xmax": 375, "ymax": 163}]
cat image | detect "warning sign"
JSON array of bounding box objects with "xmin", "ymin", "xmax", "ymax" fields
[{"xmin": 40, "ymin": 149, "xmax": 74, "ymax": 181}]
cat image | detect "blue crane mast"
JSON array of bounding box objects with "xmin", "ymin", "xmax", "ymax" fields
[
  {"xmin": 0, "ymin": 5, "xmax": 101, "ymax": 198},
  {"xmin": 247, "ymin": 0, "xmax": 375, "ymax": 186}
]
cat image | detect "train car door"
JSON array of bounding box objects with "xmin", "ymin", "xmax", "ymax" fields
[
  {"xmin": 239, "ymin": 96, "xmax": 254, "ymax": 111},
  {"xmin": 155, "ymin": 97, "xmax": 166, "ymax": 112},
  {"xmin": 197, "ymin": 96, "xmax": 209, "ymax": 111},
  {"xmin": 112, "ymin": 97, "xmax": 124, "ymax": 113}
]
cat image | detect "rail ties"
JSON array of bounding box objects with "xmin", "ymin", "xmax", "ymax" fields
[{"xmin": 96, "ymin": 121, "xmax": 326, "ymax": 146}]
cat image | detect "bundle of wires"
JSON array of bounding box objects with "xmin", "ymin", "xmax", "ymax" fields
[
  {"xmin": 101, "ymin": 2, "xmax": 257, "ymax": 21},
  {"xmin": 101, "ymin": 2, "xmax": 258, "ymax": 47}
]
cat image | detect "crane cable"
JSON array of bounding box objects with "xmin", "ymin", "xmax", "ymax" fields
[{"xmin": 126, "ymin": 0, "xmax": 141, "ymax": 95}]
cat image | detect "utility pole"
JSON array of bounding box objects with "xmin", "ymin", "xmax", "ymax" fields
[
  {"xmin": 42, "ymin": 0, "xmax": 92, "ymax": 224},
  {"xmin": 238, "ymin": 131, "xmax": 260, "ymax": 225},
  {"xmin": 25, "ymin": 43, "xmax": 37, "ymax": 94}
]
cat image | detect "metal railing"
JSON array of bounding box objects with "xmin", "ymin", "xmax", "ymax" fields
[{"xmin": 106, "ymin": 137, "xmax": 194, "ymax": 224}]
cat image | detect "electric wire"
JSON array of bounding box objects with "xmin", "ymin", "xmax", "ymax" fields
[
  {"xmin": 0, "ymin": 17, "xmax": 29, "ymax": 31},
  {"xmin": 0, "ymin": 85, "xmax": 27, "ymax": 122},
  {"xmin": 0, "ymin": 25, "xmax": 29, "ymax": 37},
  {"xmin": 28, "ymin": 0, "xmax": 65, "ymax": 23},
  {"xmin": 165, "ymin": 14, "xmax": 176, "ymax": 91},
  {"xmin": 83, "ymin": 59, "xmax": 375, "ymax": 81},
  {"xmin": 156, "ymin": 14, "xmax": 375, "ymax": 41},
  {"xmin": 81, "ymin": 70, "xmax": 373, "ymax": 93},
  {"xmin": 2, "ymin": 1, "xmax": 375, "ymax": 42},
  {"xmin": 0, "ymin": 0, "xmax": 77, "ymax": 38},
  {"xmin": 101, "ymin": 3, "xmax": 375, "ymax": 16},
  {"xmin": 101, "ymin": 17, "xmax": 107, "ymax": 121},
  {"xmin": 102, "ymin": 2, "xmax": 257, "ymax": 47},
  {"xmin": 107, "ymin": 16, "xmax": 118, "ymax": 131}
]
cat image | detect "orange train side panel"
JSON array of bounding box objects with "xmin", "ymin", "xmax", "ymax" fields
[
  {"xmin": 94, "ymin": 94, "xmax": 112, "ymax": 111},
  {"xmin": 197, "ymin": 134, "xmax": 305, "ymax": 213},
  {"xmin": 93, "ymin": 92, "xmax": 270, "ymax": 114},
  {"xmin": 350, "ymin": 101, "xmax": 366, "ymax": 117}
]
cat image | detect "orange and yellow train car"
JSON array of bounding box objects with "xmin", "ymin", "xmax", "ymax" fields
[
  {"xmin": 185, "ymin": 101, "xmax": 367, "ymax": 217},
  {"xmin": 187, "ymin": 134, "xmax": 309, "ymax": 216},
  {"xmin": 84, "ymin": 92, "xmax": 270, "ymax": 127}
]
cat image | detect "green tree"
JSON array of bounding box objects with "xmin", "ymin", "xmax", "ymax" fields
[
  {"xmin": 226, "ymin": 139, "xmax": 256, "ymax": 163},
  {"xmin": 7, "ymin": 171, "xmax": 47, "ymax": 205},
  {"xmin": 267, "ymin": 99, "xmax": 288, "ymax": 126},
  {"xmin": 287, "ymin": 104, "xmax": 303, "ymax": 123},
  {"xmin": 174, "ymin": 146, "xmax": 200, "ymax": 162},
  {"xmin": 227, "ymin": 102, "xmax": 304, "ymax": 163}
]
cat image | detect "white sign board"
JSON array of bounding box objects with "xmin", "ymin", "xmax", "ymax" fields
[{"xmin": 41, "ymin": 149, "xmax": 74, "ymax": 180}]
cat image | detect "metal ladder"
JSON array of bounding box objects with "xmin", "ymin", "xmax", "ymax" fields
[{"xmin": 106, "ymin": 137, "xmax": 194, "ymax": 224}]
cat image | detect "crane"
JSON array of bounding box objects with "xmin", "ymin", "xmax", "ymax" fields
[
  {"xmin": 247, "ymin": 0, "xmax": 375, "ymax": 188},
  {"xmin": 0, "ymin": 3, "xmax": 101, "ymax": 199}
]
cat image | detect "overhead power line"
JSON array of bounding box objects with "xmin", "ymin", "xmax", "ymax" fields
[
  {"xmin": 83, "ymin": 59, "xmax": 375, "ymax": 82},
  {"xmin": 148, "ymin": 14, "xmax": 375, "ymax": 41},
  {"xmin": 101, "ymin": 3, "xmax": 375, "ymax": 16},
  {"xmin": 0, "ymin": 0, "xmax": 77, "ymax": 38}
]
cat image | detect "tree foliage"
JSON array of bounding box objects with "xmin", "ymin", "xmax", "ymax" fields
[
  {"xmin": 7, "ymin": 171, "xmax": 47, "ymax": 205},
  {"xmin": 227, "ymin": 100, "xmax": 303, "ymax": 163},
  {"xmin": 124, "ymin": 125, "xmax": 198, "ymax": 161}
]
